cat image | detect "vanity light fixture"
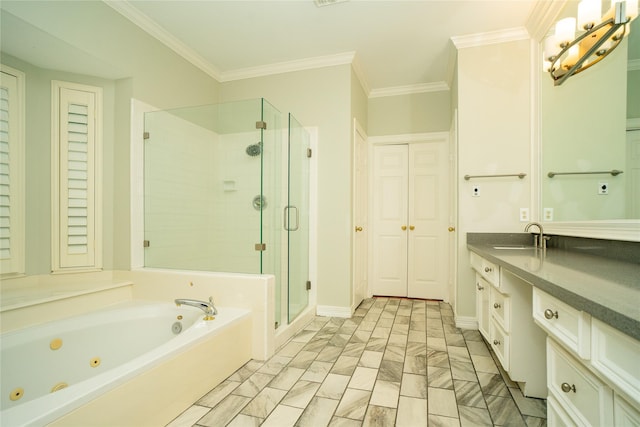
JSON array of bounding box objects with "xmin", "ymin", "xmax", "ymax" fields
[{"xmin": 543, "ymin": 0, "xmax": 638, "ymax": 86}]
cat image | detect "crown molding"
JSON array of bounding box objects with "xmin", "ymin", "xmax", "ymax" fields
[
  {"xmin": 451, "ymin": 27, "xmax": 530, "ymax": 49},
  {"xmin": 369, "ymin": 82, "xmax": 449, "ymax": 99},
  {"xmin": 351, "ymin": 53, "xmax": 371, "ymax": 97},
  {"xmin": 629, "ymin": 59, "xmax": 640, "ymax": 72},
  {"xmin": 103, "ymin": 0, "xmax": 222, "ymax": 80},
  {"xmin": 219, "ymin": 52, "xmax": 356, "ymax": 82},
  {"xmin": 526, "ymin": 0, "xmax": 567, "ymax": 42}
]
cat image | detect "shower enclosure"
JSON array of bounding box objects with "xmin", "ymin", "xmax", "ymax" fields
[{"xmin": 143, "ymin": 98, "xmax": 310, "ymax": 327}]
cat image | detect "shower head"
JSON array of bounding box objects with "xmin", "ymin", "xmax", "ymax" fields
[{"xmin": 245, "ymin": 142, "xmax": 262, "ymax": 157}]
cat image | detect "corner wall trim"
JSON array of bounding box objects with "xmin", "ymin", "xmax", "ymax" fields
[{"xmin": 316, "ymin": 305, "xmax": 352, "ymax": 318}]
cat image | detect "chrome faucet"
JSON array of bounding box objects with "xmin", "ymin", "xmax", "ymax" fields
[
  {"xmin": 175, "ymin": 297, "xmax": 217, "ymax": 320},
  {"xmin": 524, "ymin": 222, "xmax": 547, "ymax": 249}
]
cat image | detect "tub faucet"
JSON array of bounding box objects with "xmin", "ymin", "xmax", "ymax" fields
[
  {"xmin": 175, "ymin": 297, "xmax": 217, "ymax": 320},
  {"xmin": 524, "ymin": 222, "xmax": 548, "ymax": 249}
]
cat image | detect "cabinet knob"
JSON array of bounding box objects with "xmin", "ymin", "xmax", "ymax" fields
[
  {"xmin": 544, "ymin": 309, "xmax": 558, "ymax": 320},
  {"xmin": 448, "ymin": 226, "xmax": 456, "ymax": 232},
  {"xmin": 476, "ymin": 283, "xmax": 484, "ymax": 291},
  {"xmin": 561, "ymin": 382, "xmax": 576, "ymax": 393},
  {"xmin": 409, "ymin": 225, "xmax": 415, "ymax": 231},
  {"xmin": 484, "ymin": 267, "xmax": 492, "ymax": 273},
  {"xmin": 493, "ymin": 339, "xmax": 501, "ymax": 346},
  {"xmin": 493, "ymin": 303, "xmax": 501, "ymax": 309},
  {"xmin": 401, "ymin": 225, "xmax": 407, "ymax": 231},
  {"xmin": 355, "ymin": 226, "xmax": 363, "ymax": 232}
]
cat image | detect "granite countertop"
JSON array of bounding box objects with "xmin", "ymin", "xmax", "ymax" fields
[{"xmin": 467, "ymin": 233, "xmax": 640, "ymax": 341}]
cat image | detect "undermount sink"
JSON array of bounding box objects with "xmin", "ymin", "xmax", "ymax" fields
[{"xmin": 492, "ymin": 245, "xmax": 533, "ymax": 250}]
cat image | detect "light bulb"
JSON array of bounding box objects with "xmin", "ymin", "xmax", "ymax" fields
[
  {"xmin": 555, "ymin": 17, "xmax": 577, "ymax": 47},
  {"xmin": 578, "ymin": 0, "xmax": 601, "ymax": 29}
]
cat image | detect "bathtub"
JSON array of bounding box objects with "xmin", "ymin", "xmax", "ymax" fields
[{"xmin": 0, "ymin": 300, "xmax": 252, "ymax": 426}]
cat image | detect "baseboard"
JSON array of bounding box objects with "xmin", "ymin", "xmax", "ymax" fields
[
  {"xmin": 455, "ymin": 316, "xmax": 478, "ymax": 330},
  {"xmin": 316, "ymin": 305, "xmax": 352, "ymax": 318}
]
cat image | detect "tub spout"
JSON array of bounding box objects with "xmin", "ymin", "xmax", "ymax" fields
[{"xmin": 175, "ymin": 297, "xmax": 217, "ymax": 320}]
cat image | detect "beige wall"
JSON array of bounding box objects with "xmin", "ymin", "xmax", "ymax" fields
[
  {"xmin": 1, "ymin": 2, "xmax": 221, "ymax": 274},
  {"xmin": 367, "ymin": 90, "xmax": 451, "ymax": 136},
  {"xmin": 455, "ymin": 39, "xmax": 532, "ymax": 319},
  {"xmin": 220, "ymin": 65, "xmax": 355, "ymax": 309}
]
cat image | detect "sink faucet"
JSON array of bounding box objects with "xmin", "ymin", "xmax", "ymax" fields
[
  {"xmin": 524, "ymin": 222, "xmax": 547, "ymax": 249},
  {"xmin": 175, "ymin": 297, "xmax": 217, "ymax": 320}
]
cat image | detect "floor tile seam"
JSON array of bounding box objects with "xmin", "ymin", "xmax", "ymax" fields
[{"xmin": 460, "ymin": 335, "xmax": 530, "ymax": 427}]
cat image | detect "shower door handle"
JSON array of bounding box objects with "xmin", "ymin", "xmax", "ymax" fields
[{"xmin": 284, "ymin": 206, "xmax": 299, "ymax": 231}]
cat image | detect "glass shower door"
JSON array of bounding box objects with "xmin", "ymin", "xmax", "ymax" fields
[{"xmin": 286, "ymin": 114, "xmax": 310, "ymax": 323}]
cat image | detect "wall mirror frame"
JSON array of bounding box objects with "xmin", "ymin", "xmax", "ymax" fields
[{"xmin": 536, "ymin": 0, "xmax": 640, "ymax": 242}]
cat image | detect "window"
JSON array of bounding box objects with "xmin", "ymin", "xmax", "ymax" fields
[
  {"xmin": 52, "ymin": 81, "xmax": 102, "ymax": 272},
  {"xmin": 0, "ymin": 65, "xmax": 26, "ymax": 277}
]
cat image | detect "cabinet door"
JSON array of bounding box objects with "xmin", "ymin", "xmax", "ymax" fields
[{"xmin": 476, "ymin": 275, "xmax": 490, "ymax": 340}]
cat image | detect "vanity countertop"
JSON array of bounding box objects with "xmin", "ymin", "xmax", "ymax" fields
[{"xmin": 467, "ymin": 233, "xmax": 640, "ymax": 341}]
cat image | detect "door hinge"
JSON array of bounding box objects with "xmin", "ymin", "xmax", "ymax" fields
[
  {"xmin": 306, "ymin": 280, "xmax": 311, "ymax": 290},
  {"xmin": 307, "ymin": 148, "xmax": 312, "ymax": 158},
  {"xmin": 255, "ymin": 243, "xmax": 266, "ymax": 251},
  {"xmin": 143, "ymin": 240, "xmax": 150, "ymax": 247},
  {"xmin": 143, "ymin": 131, "xmax": 150, "ymax": 140},
  {"xmin": 256, "ymin": 121, "xmax": 267, "ymax": 130}
]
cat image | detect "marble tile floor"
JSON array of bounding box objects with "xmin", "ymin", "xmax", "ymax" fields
[{"xmin": 167, "ymin": 297, "xmax": 547, "ymax": 427}]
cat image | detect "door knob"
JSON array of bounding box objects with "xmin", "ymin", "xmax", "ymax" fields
[
  {"xmin": 448, "ymin": 227, "xmax": 456, "ymax": 232},
  {"xmin": 409, "ymin": 225, "xmax": 415, "ymax": 230},
  {"xmin": 401, "ymin": 225, "xmax": 407, "ymax": 231},
  {"xmin": 355, "ymin": 226, "xmax": 363, "ymax": 232}
]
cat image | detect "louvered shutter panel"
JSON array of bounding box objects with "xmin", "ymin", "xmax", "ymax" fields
[
  {"xmin": 54, "ymin": 82, "xmax": 101, "ymax": 271},
  {"xmin": 0, "ymin": 86, "xmax": 11, "ymax": 262},
  {"xmin": 0, "ymin": 68, "xmax": 25, "ymax": 276}
]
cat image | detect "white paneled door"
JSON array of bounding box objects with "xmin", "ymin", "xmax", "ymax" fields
[
  {"xmin": 371, "ymin": 142, "xmax": 449, "ymax": 300},
  {"xmin": 353, "ymin": 121, "xmax": 368, "ymax": 310}
]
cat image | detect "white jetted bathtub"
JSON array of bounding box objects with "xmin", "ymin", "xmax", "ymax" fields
[{"xmin": 0, "ymin": 300, "xmax": 252, "ymax": 426}]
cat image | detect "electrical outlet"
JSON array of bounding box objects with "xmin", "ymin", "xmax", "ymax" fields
[
  {"xmin": 598, "ymin": 182, "xmax": 608, "ymax": 195},
  {"xmin": 519, "ymin": 208, "xmax": 530, "ymax": 222},
  {"xmin": 543, "ymin": 208, "xmax": 554, "ymax": 221},
  {"xmin": 472, "ymin": 185, "xmax": 480, "ymax": 197}
]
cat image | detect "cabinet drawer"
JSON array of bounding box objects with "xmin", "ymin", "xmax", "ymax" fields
[
  {"xmin": 614, "ymin": 395, "xmax": 640, "ymax": 426},
  {"xmin": 490, "ymin": 319, "xmax": 509, "ymax": 371},
  {"xmin": 533, "ymin": 288, "xmax": 591, "ymax": 358},
  {"xmin": 470, "ymin": 252, "xmax": 499, "ymax": 286},
  {"xmin": 591, "ymin": 318, "xmax": 640, "ymax": 407},
  {"xmin": 490, "ymin": 287, "xmax": 509, "ymax": 333},
  {"xmin": 547, "ymin": 394, "xmax": 579, "ymax": 427},
  {"xmin": 547, "ymin": 338, "xmax": 614, "ymax": 426}
]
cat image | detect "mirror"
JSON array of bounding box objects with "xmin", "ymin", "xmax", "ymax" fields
[{"xmin": 540, "ymin": 10, "xmax": 640, "ymax": 224}]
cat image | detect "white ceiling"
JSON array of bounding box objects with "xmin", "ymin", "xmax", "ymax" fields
[
  {"xmin": 118, "ymin": 0, "xmax": 538, "ymax": 91},
  {"xmin": 3, "ymin": 0, "xmax": 635, "ymax": 93}
]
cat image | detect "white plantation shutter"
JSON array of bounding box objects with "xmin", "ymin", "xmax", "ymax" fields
[
  {"xmin": 52, "ymin": 81, "xmax": 102, "ymax": 271},
  {"xmin": 0, "ymin": 66, "xmax": 25, "ymax": 276}
]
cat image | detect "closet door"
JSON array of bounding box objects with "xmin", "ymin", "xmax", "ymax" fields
[
  {"xmin": 371, "ymin": 142, "xmax": 449, "ymax": 300},
  {"xmin": 407, "ymin": 143, "xmax": 449, "ymax": 300},
  {"xmin": 371, "ymin": 144, "xmax": 408, "ymax": 297}
]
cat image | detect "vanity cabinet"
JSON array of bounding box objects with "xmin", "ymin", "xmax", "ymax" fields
[
  {"xmin": 470, "ymin": 252, "xmax": 547, "ymax": 398},
  {"xmin": 533, "ymin": 288, "xmax": 640, "ymax": 426}
]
